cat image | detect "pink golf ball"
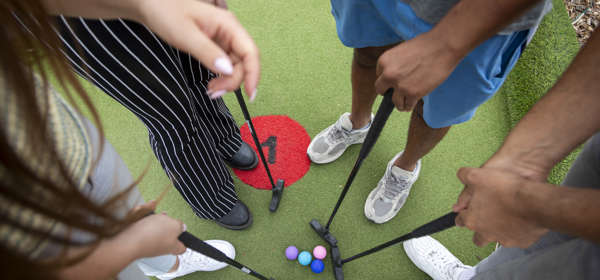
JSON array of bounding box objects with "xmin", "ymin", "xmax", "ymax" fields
[{"xmin": 313, "ymin": 245, "xmax": 327, "ymax": 260}]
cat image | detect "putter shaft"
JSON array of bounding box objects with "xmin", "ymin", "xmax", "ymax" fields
[
  {"xmin": 325, "ymin": 89, "xmax": 395, "ymax": 229},
  {"xmin": 234, "ymin": 89, "xmax": 277, "ymax": 188},
  {"xmin": 341, "ymin": 212, "xmax": 458, "ymax": 264}
]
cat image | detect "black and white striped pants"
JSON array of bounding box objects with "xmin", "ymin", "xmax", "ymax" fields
[{"xmin": 56, "ymin": 17, "xmax": 241, "ymax": 220}]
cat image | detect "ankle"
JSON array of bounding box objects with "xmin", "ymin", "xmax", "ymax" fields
[
  {"xmin": 349, "ymin": 114, "xmax": 371, "ymax": 130},
  {"xmin": 393, "ymin": 160, "xmax": 417, "ymax": 172}
]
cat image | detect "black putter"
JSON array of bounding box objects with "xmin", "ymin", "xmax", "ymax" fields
[
  {"xmin": 178, "ymin": 231, "xmax": 275, "ymax": 280},
  {"xmin": 234, "ymin": 88, "xmax": 285, "ymax": 212},
  {"xmin": 309, "ymin": 89, "xmax": 458, "ymax": 279}
]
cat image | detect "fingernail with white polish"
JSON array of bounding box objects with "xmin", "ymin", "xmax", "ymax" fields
[
  {"xmin": 210, "ymin": 89, "xmax": 227, "ymax": 99},
  {"xmin": 183, "ymin": 223, "xmax": 187, "ymax": 232},
  {"xmin": 214, "ymin": 57, "xmax": 233, "ymax": 75},
  {"xmin": 249, "ymin": 89, "xmax": 257, "ymax": 102}
]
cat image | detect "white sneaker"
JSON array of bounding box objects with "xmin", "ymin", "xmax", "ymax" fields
[
  {"xmin": 307, "ymin": 112, "xmax": 372, "ymax": 164},
  {"xmin": 403, "ymin": 236, "xmax": 472, "ymax": 280},
  {"xmin": 364, "ymin": 151, "xmax": 420, "ymax": 223},
  {"xmin": 156, "ymin": 240, "xmax": 236, "ymax": 280}
]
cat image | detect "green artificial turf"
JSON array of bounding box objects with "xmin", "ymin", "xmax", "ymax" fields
[
  {"xmin": 499, "ymin": 0, "xmax": 581, "ymax": 185},
  {"xmin": 65, "ymin": 0, "xmax": 579, "ymax": 279}
]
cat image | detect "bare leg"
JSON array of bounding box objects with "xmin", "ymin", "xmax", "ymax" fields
[
  {"xmin": 394, "ymin": 100, "xmax": 451, "ymax": 171},
  {"xmin": 350, "ymin": 45, "xmax": 397, "ymax": 129}
]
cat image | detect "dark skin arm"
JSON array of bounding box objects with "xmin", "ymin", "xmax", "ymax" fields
[
  {"xmin": 454, "ymin": 29, "xmax": 600, "ymax": 248},
  {"xmin": 375, "ymin": 0, "xmax": 544, "ymax": 111}
]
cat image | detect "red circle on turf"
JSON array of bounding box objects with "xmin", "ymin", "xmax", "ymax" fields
[{"xmin": 233, "ymin": 115, "xmax": 310, "ymax": 190}]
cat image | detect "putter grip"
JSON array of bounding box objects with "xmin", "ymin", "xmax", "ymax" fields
[
  {"xmin": 178, "ymin": 231, "xmax": 228, "ymax": 263},
  {"xmin": 410, "ymin": 212, "xmax": 458, "ymax": 238},
  {"xmin": 358, "ymin": 89, "xmax": 395, "ymax": 159}
]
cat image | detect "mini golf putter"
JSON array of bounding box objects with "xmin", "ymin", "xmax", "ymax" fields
[
  {"xmin": 310, "ymin": 89, "xmax": 395, "ymax": 280},
  {"xmin": 234, "ymin": 89, "xmax": 285, "ymax": 212},
  {"xmin": 178, "ymin": 231, "xmax": 275, "ymax": 280}
]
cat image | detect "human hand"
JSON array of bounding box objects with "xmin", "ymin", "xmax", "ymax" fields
[
  {"xmin": 374, "ymin": 32, "xmax": 462, "ymax": 112},
  {"xmin": 453, "ymin": 167, "xmax": 548, "ymax": 248},
  {"xmin": 122, "ymin": 201, "xmax": 187, "ymax": 258},
  {"xmin": 136, "ymin": 0, "xmax": 259, "ymax": 99}
]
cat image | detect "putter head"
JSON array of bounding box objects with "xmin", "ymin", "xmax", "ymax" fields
[
  {"xmin": 310, "ymin": 219, "xmax": 338, "ymax": 247},
  {"xmin": 331, "ymin": 245, "xmax": 344, "ymax": 280},
  {"xmin": 269, "ymin": 179, "xmax": 285, "ymax": 212}
]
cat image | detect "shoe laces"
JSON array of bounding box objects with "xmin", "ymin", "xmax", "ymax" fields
[
  {"xmin": 428, "ymin": 250, "xmax": 463, "ymax": 280},
  {"xmin": 179, "ymin": 249, "xmax": 212, "ymax": 270},
  {"xmin": 382, "ymin": 172, "xmax": 409, "ymax": 200},
  {"xmin": 327, "ymin": 121, "xmax": 351, "ymax": 143}
]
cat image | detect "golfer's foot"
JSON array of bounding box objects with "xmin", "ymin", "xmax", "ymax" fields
[
  {"xmin": 403, "ymin": 236, "xmax": 472, "ymax": 280},
  {"xmin": 156, "ymin": 240, "xmax": 236, "ymax": 280},
  {"xmin": 224, "ymin": 142, "xmax": 258, "ymax": 170},
  {"xmin": 364, "ymin": 151, "xmax": 420, "ymax": 223},
  {"xmin": 307, "ymin": 112, "xmax": 372, "ymax": 164},
  {"xmin": 215, "ymin": 200, "xmax": 253, "ymax": 230}
]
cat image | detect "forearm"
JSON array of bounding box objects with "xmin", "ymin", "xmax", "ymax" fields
[
  {"xmin": 427, "ymin": 0, "xmax": 541, "ymax": 59},
  {"xmin": 41, "ymin": 0, "xmax": 144, "ymax": 21},
  {"xmin": 492, "ymin": 30, "xmax": 600, "ymax": 176},
  {"xmin": 58, "ymin": 232, "xmax": 142, "ymax": 280},
  {"xmin": 517, "ymin": 181, "xmax": 600, "ymax": 243}
]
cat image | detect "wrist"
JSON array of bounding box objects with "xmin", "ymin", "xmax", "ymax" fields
[
  {"xmin": 114, "ymin": 225, "xmax": 151, "ymax": 259},
  {"xmin": 514, "ymin": 180, "xmax": 553, "ymax": 228},
  {"xmin": 418, "ymin": 30, "xmax": 465, "ymax": 70}
]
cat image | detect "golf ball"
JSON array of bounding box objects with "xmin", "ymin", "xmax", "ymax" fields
[
  {"xmin": 285, "ymin": 246, "xmax": 299, "ymax": 260},
  {"xmin": 310, "ymin": 259, "xmax": 325, "ymax": 274},
  {"xmin": 298, "ymin": 251, "xmax": 312, "ymax": 266},
  {"xmin": 313, "ymin": 245, "xmax": 327, "ymax": 260}
]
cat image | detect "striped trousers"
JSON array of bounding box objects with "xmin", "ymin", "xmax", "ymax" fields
[{"xmin": 56, "ymin": 17, "xmax": 241, "ymax": 220}]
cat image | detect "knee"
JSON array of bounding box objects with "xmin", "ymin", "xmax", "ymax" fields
[{"xmin": 353, "ymin": 48, "xmax": 382, "ymax": 69}]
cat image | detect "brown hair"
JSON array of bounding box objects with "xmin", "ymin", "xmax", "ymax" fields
[{"xmin": 0, "ymin": 1, "xmax": 143, "ymax": 278}]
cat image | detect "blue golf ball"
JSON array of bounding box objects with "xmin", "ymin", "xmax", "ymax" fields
[
  {"xmin": 310, "ymin": 259, "xmax": 325, "ymax": 274},
  {"xmin": 298, "ymin": 251, "xmax": 312, "ymax": 266}
]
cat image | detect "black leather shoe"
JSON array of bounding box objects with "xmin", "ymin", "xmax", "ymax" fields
[
  {"xmin": 215, "ymin": 200, "xmax": 253, "ymax": 230},
  {"xmin": 224, "ymin": 142, "xmax": 258, "ymax": 170}
]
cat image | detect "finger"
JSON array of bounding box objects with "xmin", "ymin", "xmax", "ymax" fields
[
  {"xmin": 404, "ymin": 96, "xmax": 419, "ymax": 111},
  {"xmin": 207, "ymin": 61, "xmax": 244, "ymax": 98},
  {"xmin": 391, "ymin": 90, "xmax": 407, "ymax": 112},
  {"xmin": 219, "ymin": 16, "xmax": 260, "ymax": 97},
  {"xmin": 455, "ymin": 212, "xmax": 466, "ymax": 227},
  {"xmin": 457, "ymin": 167, "xmax": 477, "ymax": 185},
  {"xmin": 174, "ymin": 21, "xmax": 234, "ymax": 77},
  {"xmin": 453, "ymin": 185, "xmax": 473, "ymax": 212},
  {"xmin": 374, "ymin": 72, "xmax": 391, "ymax": 96}
]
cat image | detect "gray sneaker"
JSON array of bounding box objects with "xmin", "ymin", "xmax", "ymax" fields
[
  {"xmin": 364, "ymin": 151, "xmax": 421, "ymax": 223},
  {"xmin": 307, "ymin": 112, "xmax": 372, "ymax": 164}
]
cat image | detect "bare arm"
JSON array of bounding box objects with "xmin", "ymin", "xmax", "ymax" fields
[
  {"xmin": 454, "ymin": 29, "xmax": 600, "ymax": 248},
  {"xmin": 42, "ymin": 0, "xmax": 260, "ymax": 99},
  {"xmin": 59, "ymin": 212, "xmax": 186, "ymax": 280},
  {"xmin": 486, "ymin": 29, "xmax": 600, "ymax": 181},
  {"xmin": 375, "ymin": 0, "xmax": 543, "ymax": 111}
]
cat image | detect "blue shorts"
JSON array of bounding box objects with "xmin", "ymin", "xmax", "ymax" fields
[{"xmin": 331, "ymin": 0, "xmax": 533, "ymax": 128}]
